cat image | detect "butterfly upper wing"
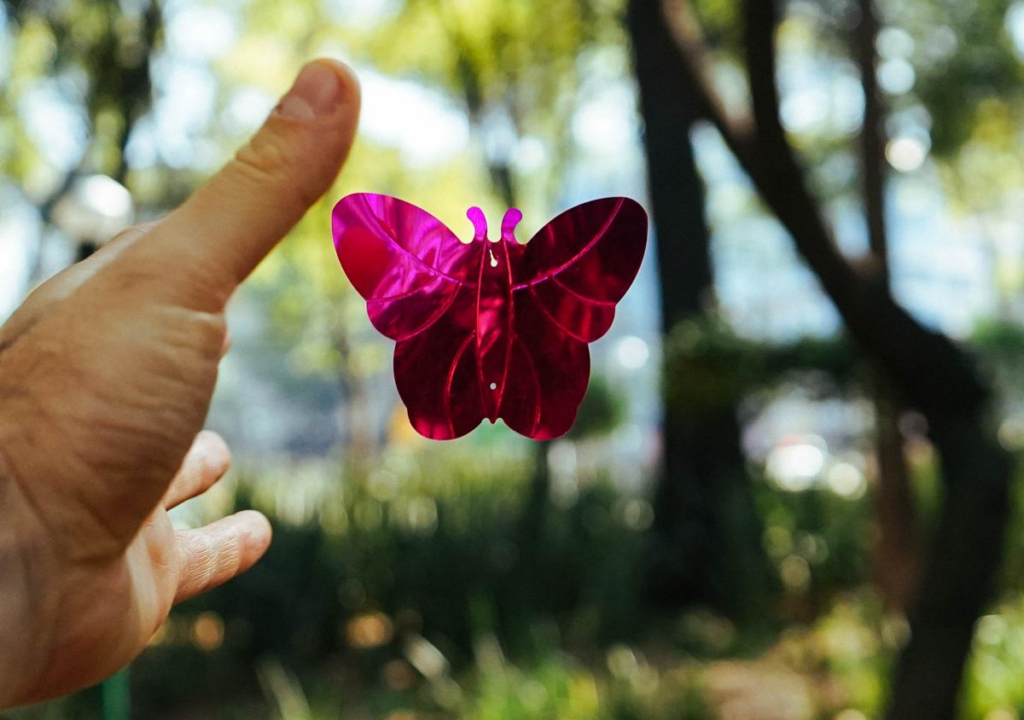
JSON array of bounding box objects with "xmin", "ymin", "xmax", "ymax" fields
[
  {"xmin": 512, "ymin": 197, "xmax": 648, "ymax": 342},
  {"xmin": 332, "ymin": 193, "xmax": 478, "ymax": 340},
  {"xmin": 500, "ymin": 198, "xmax": 648, "ymax": 440},
  {"xmin": 333, "ymin": 193, "xmax": 485, "ymax": 439}
]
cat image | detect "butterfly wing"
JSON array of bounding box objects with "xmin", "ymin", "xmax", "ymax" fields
[
  {"xmin": 333, "ymin": 193, "xmax": 485, "ymax": 439},
  {"xmin": 333, "ymin": 193, "xmax": 478, "ymax": 340},
  {"xmin": 500, "ymin": 198, "xmax": 648, "ymax": 440},
  {"xmin": 391, "ymin": 281, "xmax": 486, "ymax": 439}
]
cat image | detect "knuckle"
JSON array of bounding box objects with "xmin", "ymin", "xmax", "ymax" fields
[
  {"xmin": 216, "ymin": 533, "xmax": 245, "ymax": 579},
  {"xmin": 229, "ymin": 133, "xmax": 324, "ymax": 209},
  {"xmin": 193, "ymin": 311, "xmax": 229, "ymax": 360},
  {"xmin": 175, "ymin": 523, "xmax": 247, "ymax": 602},
  {"xmin": 99, "ymin": 262, "xmax": 166, "ymax": 299},
  {"xmin": 177, "ymin": 532, "xmax": 215, "ymax": 596},
  {"xmin": 108, "ymin": 221, "xmax": 154, "ymax": 246},
  {"xmin": 160, "ymin": 256, "xmax": 231, "ymax": 311},
  {"xmin": 231, "ymin": 134, "xmax": 295, "ymax": 190}
]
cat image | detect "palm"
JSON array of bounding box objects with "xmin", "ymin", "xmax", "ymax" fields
[
  {"xmin": 25, "ymin": 508, "xmax": 180, "ymax": 701},
  {"xmin": 0, "ymin": 239, "xmax": 267, "ymax": 705}
]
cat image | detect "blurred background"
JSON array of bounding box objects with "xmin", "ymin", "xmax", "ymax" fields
[{"xmin": 3, "ymin": 0, "xmax": 1024, "ymax": 718}]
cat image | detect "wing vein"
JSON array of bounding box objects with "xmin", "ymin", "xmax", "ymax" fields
[
  {"xmin": 547, "ymin": 274, "xmax": 619, "ymax": 306},
  {"xmin": 360, "ymin": 194, "xmax": 467, "ymax": 286},
  {"xmin": 528, "ymin": 285, "xmax": 599, "ymax": 343},
  {"xmin": 387, "ymin": 289, "xmax": 462, "ymax": 342},
  {"xmin": 512, "ymin": 198, "xmax": 625, "ymax": 289},
  {"xmin": 444, "ymin": 333, "xmax": 478, "ymax": 437},
  {"xmin": 508, "ymin": 333, "xmax": 543, "ymax": 436},
  {"xmin": 366, "ymin": 272, "xmax": 447, "ymax": 304}
]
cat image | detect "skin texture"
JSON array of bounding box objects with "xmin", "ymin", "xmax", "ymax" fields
[{"xmin": 0, "ymin": 58, "xmax": 360, "ymax": 708}]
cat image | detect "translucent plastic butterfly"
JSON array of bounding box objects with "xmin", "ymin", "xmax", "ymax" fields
[{"xmin": 332, "ymin": 193, "xmax": 648, "ymax": 440}]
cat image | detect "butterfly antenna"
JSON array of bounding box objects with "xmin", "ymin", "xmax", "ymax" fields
[
  {"xmin": 501, "ymin": 208, "xmax": 523, "ymax": 243},
  {"xmin": 467, "ymin": 207, "xmax": 488, "ymax": 242}
]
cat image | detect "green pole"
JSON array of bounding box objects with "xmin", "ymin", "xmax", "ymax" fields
[{"xmin": 100, "ymin": 668, "xmax": 130, "ymax": 720}]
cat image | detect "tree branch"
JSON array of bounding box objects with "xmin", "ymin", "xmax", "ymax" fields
[
  {"xmin": 655, "ymin": 3, "xmax": 1012, "ymax": 718},
  {"xmin": 660, "ymin": 0, "xmax": 986, "ymax": 419},
  {"xmin": 658, "ymin": 0, "xmax": 757, "ymax": 159},
  {"xmin": 855, "ymin": 0, "xmax": 889, "ymax": 278},
  {"xmin": 742, "ymin": 0, "xmax": 783, "ymax": 141}
]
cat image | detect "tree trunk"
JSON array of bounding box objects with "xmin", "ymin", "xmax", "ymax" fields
[
  {"xmin": 852, "ymin": 0, "xmax": 921, "ymax": 611},
  {"xmin": 734, "ymin": 2, "xmax": 1013, "ymax": 714},
  {"xmin": 871, "ymin": 388, "xmax": 920, "ymax": 610},
  {"xmin": 645, "ymin": 0, "xmax": 1014, "ymax": 713},
  {"xmin": 885, "ymin": 412, "xmax": 1011, "ymax": 720},
  {"xmin": 628, "ymin": 0, "xmax": 768, "ymax": 617}
]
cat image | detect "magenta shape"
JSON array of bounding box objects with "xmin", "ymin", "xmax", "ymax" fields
[{"xmin": 332, "ymin": 193, "xmax": 648, "ymax": 440}]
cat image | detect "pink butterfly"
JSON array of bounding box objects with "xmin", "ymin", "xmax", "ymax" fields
[{"xmin": 332, "ymin": 193, "xmax": 648, "ymax": 440}]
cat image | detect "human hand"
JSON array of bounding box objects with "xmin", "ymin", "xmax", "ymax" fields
[{"xmin": 0, "ymin": 59, "xmax": 359, "ymax": 707}]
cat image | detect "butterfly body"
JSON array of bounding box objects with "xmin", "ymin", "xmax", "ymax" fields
[
  {"xmin": 474, "ymin": 234, "xmax": 514, "ymax": 423},
  {"xmin": 333, "ymin": 193, "xmax": 647, "ymax": 441}
]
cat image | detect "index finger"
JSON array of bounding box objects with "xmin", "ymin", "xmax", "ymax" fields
[{"xmin": 146, "ymin": 60, "xmax": 361, "ymax": 308}]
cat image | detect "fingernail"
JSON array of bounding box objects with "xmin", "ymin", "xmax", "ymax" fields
[{"xmin": 277, "ymin": 61, "xmax": 343, "ymax": 120}]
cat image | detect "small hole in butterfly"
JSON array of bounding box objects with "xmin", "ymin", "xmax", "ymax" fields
[
  {"xmin": 489, "ymin": 250, "xmax": 499, "ymax": 268},
  {"xmin": 489, "ymin": 382, "xmax": 497, "ymax": 390}
]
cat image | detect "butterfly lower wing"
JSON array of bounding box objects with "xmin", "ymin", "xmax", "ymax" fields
[
  {"xmin": 513, "ymin": 197, "xmax": 647, "ymax": 342},
  {"xmin": 334, "ymin": 193, "xmax": 485, "ymax": 439},
  {"xmin": 499, "ymin": 291, "xmax": 591, "ymax": 440},
  {"xmin": 500, "ymin": 198, "xmax": 647, "ymax": 439},
  {"xmin": 333, "ymin": 193, "xmax": 477, "ymax": 340},
  {"xmin": 394, "ymin": 283, "xmax": 486, "ymax": 440}
]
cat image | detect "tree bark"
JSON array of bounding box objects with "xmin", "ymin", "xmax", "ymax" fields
[
  {"xmin": 652, "ymin": 0, "xmax": 1013, "ymax": 715},
  {"xmin": 628, "ymin": 0, "xmax": 768, "ymax": 616},
  {"xmin": 853, "ymin": 0, "xmax": 921, "ymax": 611},
  {"xmin": 886, "ymin": 413, "xmax": 1011, "ymax": 720}
]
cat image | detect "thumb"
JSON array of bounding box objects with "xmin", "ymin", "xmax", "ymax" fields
[{"xmin": 150, "ymin": 59, "xmax": 360, "ymax": 305}]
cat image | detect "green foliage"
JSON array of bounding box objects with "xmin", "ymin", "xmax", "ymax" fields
[
  {"xmin": 568, "ymin": 376, "xmax": 628, "ymax": 440},
  {"xmin": 897, "ymin": 0, "xmax": 1023, "ymax": 159},
  {"xmin": 2, "ymin": 0, "xmax": 161, "ymax": 185},
  {"xmin": 12, "ymin": 442, "xmax": 1024, "ymax": 720},
  {"xmin": 664, "ymin": 316, "xmax": 861, "ymax": 420},
  {"xmin": 755, "ymin": 473, "xmax": 873, "ymax": 607}
]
